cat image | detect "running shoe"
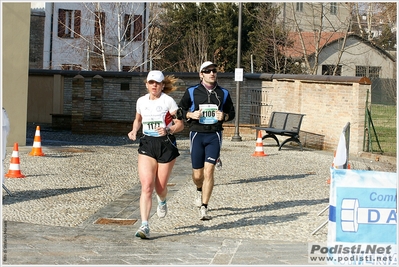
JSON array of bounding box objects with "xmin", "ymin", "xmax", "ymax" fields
[
  {"xmin": 157, "ymin": 201, "xmax": 167, "ymax": 218},
  {"xmin": 194, "ymin": 190, "xmax": 202, "ymax": 208},
  {"xmin": 215, "ymin": 157, "xmax": 222, "ymax": 170},
  {"xmin": 199, "ymin": 206, "xmax": 211, "ymax": 220},
  {"xmin": 135, "ymin": 224, "xmax": 150, "ymax": 239}
]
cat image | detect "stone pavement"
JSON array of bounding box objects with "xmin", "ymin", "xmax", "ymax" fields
[
  {"xmin": 2, "ymin": 133, "xmax": 396, "ymax": 266},
  {"xmin": 3, "ymin": 221, "xmax": 312, "ymax": 265},
  {"xmin": 2, "ymin": 144, "xmax": 325, "ymax": 266}
]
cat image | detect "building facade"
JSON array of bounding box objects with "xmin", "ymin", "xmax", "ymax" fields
[
  {"xmin": 276, "ymin": 2, "xmax": 352, "ymax": 32},
  {"xmin": 314, "ymin": 34, "xmax": 396, "ymax": 79},
  {"xmin": 43, "ymin": 2, "xmax": 149, "ymax": 71}
]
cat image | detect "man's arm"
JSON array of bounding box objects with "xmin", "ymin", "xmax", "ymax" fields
[
  {"xmin": 178, "ymin": 89, "xmax": 194, "ymax": 121},
  {"xmin": 223, "ymin": 93, "xmax": 235, "ymax": 122}
]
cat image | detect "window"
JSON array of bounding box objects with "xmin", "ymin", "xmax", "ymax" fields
[
  {"xmin": 355, "ymin": 66, "xmax": 381, "ymax": 79},
  {"xmin": 122, "ymin": 66, "xmax": 139, "ymax": 72},
  {"xmin": 322, "ymin": 65, "xmax": 342, "ymax": 76},
  {"xmin": 91, "ymin": 64, "xmax": 104, "ymax": 71},
  {"xmin": 296, "ymin": 3, "xmax": 303, "ymax": 12},
  {"xmin": 58, "ymin": 9, "xmax": 81, "ymax": 38},
  {"xmin": 61, "ymin": 64, "xmax": 82, "ymax": 70},
  {"xmin": 120, "ymin": 83, "xmax": 130, "ymax": 91},
  {"xmin": 369, "ymin": 67, "xmax": 381, "ymax": 79},
  {"xmin": 123, "ymin": 14, "xmax": 143, "ymax": 41},
  {"xmin": 330, "ymin": 3, "xmax": 337, "ymax": 15},
  {"xmin": 355, "ymin": 66, "xmax": 367, "ymax": 77}
]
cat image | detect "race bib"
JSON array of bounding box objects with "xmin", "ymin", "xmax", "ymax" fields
[
  {"xmin": 142, "ymin": 116, "xmax": 166, "ymax": 136},
  {"xmin": 199, "ymin": 104, "xmax": 218, "ymax": 124}
]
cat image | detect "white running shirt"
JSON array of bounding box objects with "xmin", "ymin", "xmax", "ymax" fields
[{"xmin": 136, "ymin": 93, "xmax": 178, "ymax": 137}]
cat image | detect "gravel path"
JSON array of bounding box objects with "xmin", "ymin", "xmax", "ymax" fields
[{"xmin": 2, "ymin": 124, "xmax": 396, "ymax": 243}]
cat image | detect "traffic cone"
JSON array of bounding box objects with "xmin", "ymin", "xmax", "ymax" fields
[
  {"xmin": 252, "ymin": 131, "xmax": 267, "ymax": 157},
  {"xmin": 29, "ymin": 126, "xmax": 45, "ymax": 156},
  {"xmin": 5, "ymin": 143, "xmax": 26, "ymax": 178}
]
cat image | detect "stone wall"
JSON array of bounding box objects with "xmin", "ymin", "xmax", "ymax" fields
[{"xmin": 68, "ymin": 72, "xmax": 256, "ymax": 137}]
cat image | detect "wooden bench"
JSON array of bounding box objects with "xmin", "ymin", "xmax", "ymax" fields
[{"xmin": 254, "ymin": 111, "xmax": 305, "ymax": 151}]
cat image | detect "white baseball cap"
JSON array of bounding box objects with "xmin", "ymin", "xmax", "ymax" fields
[
  {"xmin": 147, "ymin": 70, "xmax": 164, "ymax": 83},
  {"xmin": 200, "ymin": 61, "xmax": 217, "ymax": 72}
]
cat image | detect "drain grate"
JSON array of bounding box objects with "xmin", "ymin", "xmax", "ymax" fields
[{"xmin": 94, "ymin": 218, "xmax": 137, "ymax": 225}]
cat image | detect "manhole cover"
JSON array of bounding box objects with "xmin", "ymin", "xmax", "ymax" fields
[{"xmin": 94, "ymin": 218, "xmax": 137, "ymax": 225}]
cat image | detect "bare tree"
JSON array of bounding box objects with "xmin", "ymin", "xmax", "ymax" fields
[
  {"xmin": 244, "ymin": 3, "xmax": 293, "ymax": 74},
  {"xmin": 147, "ymin": 2, "xmax": 215, "ymax": 72},
  {"xmin": 56, "ymin": 2, "xmax": 164, "ymax": 71},
  {"xmin": 352, "ymin": 3, "xmax": 397, "ymax": 41},
  {"xmin": 284, "ymin": 3, "xmax": 354, "ymax": 75}
]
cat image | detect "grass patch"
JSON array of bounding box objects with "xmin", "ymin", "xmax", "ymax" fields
[{"xmin": 369, "ymin": 104, "xmax": 396, "ymax": 156}]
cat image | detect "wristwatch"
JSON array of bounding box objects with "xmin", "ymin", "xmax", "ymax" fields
[{"xmin": 165, "ymin": 127, "xmax": 171, "ymax": 135}]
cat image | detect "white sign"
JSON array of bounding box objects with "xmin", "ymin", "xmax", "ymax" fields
[
  {"xmin": 327, "ymin": 168, "xmax": 397, "ymax": 265},
  {"xmin": 235, "ymin": 68, "xmax": 243, "ymax": 82}
]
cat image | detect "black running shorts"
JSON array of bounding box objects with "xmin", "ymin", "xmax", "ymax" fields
[{"xmin": 138, "ymin": 135, "xmax": 180, "ymax": 163}]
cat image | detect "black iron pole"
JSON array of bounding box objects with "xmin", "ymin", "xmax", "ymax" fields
[{"xmin": 231, "ymin": 2, "xmax": 242, "ymax": 142}]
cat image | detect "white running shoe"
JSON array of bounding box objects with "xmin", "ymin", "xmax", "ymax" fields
[
  {"xmin": 135, "ymin": 224, "xmax": 150, "ymax": 239},
  {"xmin": 156, "ymin": 195, "xmax": 167, "ymax": 218},
  {"xmin": 194, "ymin": 190, "xmax": 202, "ymax": 207},
  {"xmin": 157, "ymin": 202, "xmax": 167, "ymax": 218},
  {"xmin": 199, "ymin": 206, "xmax": 211, "ymax": 220}
]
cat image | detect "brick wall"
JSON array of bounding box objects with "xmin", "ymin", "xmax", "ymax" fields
[
  {"xmin": 259, "ymin": 78, "xmax": 370, "ymax": 152},
  {"xmin": 29, "ymin": 70, "xmax": 371, "ymax": 153},
  {"xmin": 29, "ymin": 10, "xmax": 45, "ymax": 69}
]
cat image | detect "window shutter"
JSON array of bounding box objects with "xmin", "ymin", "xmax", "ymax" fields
[
  {"xmin": 133, "ymin": 15, "xmax": 142, "ymax": 41},
  {"xmin": 124, "ymin": 14, "xmax": 132, "ymax": 41},
  {"xmin": 94, "ymin": 11, "xmax": 106, "ymax": 37},
  {"xmin": 58, "ymin": 9, "xmax": 66, "ymax": 37},
  {"xmin": 74, "ymin": 10, "xmax": 81, "ymax": 38},
  {"xmin": 101, "ymin": 12, "xmax": 106, "ymax": 36}
]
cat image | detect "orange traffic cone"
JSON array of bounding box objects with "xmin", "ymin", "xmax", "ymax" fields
[
  {"xmin": 6, "ymin": 143, "xmax": 26, "ymax": 178},
  {"xmin": 252, "ymin": 131, "xmax": 267, "ymax": 157},
  {"xmin": 29, "ymin": 126, "xmax": 45, "ymax": 156}
]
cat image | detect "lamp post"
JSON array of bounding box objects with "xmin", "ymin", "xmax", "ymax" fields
[{"xmin": 232, "ymin": 2, "xmax": 242, "ymax": 142}]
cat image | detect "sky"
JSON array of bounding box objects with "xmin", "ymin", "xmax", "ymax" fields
[{"xmin": 30, "ymin": 2, "xmax": 45, "ymax": 8}]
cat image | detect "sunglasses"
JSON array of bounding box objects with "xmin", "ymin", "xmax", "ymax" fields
[
  {"xmin": 202, "ymin": 69, "xmax": 217, "ymax": 74},
  {"xmin": 148, "ymin": 80, "xmax": 162, "ymax": 85}
]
